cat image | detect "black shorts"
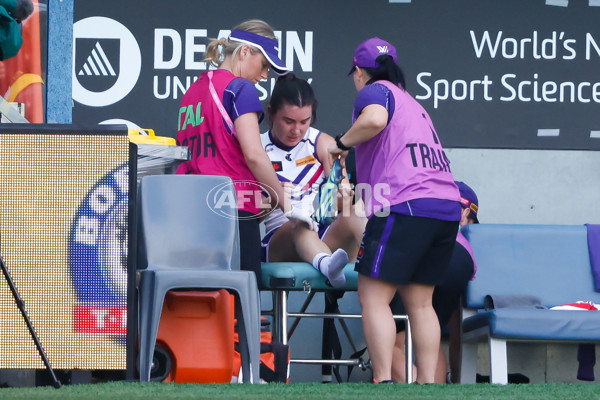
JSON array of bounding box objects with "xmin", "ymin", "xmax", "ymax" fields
[
  {"xmin": 238, "ymin": 211, "xmax": 262, "ymax": 284},
  {"xmin": 390, "ymin": 242, "xmax": 474, "ymax": 331},
  {"xmin": 355, "ymin": 213, "xmax": 458, "ymax": 286}
]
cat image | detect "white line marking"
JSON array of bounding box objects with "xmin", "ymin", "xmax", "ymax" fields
[
  {"xmin": 537, "ymin": 129, "xmax": 560, "ymax": 137},
  {"xmin": 546, "ymin": 0, "xmax": 569, "ymax": 6}
]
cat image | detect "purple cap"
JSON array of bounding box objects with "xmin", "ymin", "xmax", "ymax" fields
[
  {"xmin": 455, "ymin": 181, "xmax": 479, "ymax": 223},
  {"xmin": 348, "ymin": 37, "xmax": 398, "ymax": 75},
  {"xmin": 229, "ymin": 29, "xmax": 289, "ymax": 75}
]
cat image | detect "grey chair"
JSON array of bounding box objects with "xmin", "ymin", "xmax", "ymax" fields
[{"xmin": 136, "ymin": 174, "xmax": 261, "ymax": 383}]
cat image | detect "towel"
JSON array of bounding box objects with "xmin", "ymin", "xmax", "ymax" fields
[
  {"xmin": 551, "ymin": 300, "xmax": 598, "ymax": 381},
  {"xmin": 484, "ymin": 294, "xmax": 546, "ymax": 310},
  {"xmin": 585, "ymin": 224, "xmax": 600, "ymax": 292}
]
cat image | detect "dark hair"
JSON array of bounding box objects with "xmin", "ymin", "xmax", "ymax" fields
[
  {"xmin": 466, "ymin": 210, "xmax": 478, "ymax": 224},
  {"xmin": 269, "ymin": 73, "xmax": 318, "ymax": 123},
  {"xmin": 363, "ymin": 55, "xmax": 406, "ymax": 89}
]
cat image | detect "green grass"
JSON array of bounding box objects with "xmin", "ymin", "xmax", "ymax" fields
[{"xmin": 0, "ymin": 382, "xmax": 598, "ymax": 400}]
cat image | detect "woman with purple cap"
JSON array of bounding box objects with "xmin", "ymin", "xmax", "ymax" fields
[
  {"xmin": 330, "ymin": 37, "xmax": 462, "ymax": 383},
  {"xmin": 176, "ymin": 20, "xmax": 317, "ymax": 283}
]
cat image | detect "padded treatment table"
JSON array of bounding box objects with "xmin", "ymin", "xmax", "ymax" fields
[{"xmin": 260, "ymin": 262, "xmax": 413, "ymax": 382}]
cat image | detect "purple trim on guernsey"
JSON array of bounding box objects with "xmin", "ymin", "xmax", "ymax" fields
[
  {"xmin": 312, "ymin": 131, "xmax": 322, "ymax": 163},
  {"xmin": 266, "ymin": 130, "xmax": 318, "ymax": 153},
  {"xmin": 372, "ymin": 213, "xmax": 396, "ymax": 278},
  {"xmin": 293, "ymin": 163, "xmax": 316, "ymax": 185},
  {"xmin": 267, "ymin": 130, "xmax": 295, "ymax": 152}
]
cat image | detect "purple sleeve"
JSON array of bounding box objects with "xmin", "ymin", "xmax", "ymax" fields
[
  {"xmin": 223, "ymin": 78, "xmax": 265, "ymax": 123},
  {"xmin": 352, "ymin": 83, "xmax": 394, "ymax": 122}
]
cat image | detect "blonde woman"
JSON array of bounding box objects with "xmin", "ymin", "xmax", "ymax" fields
[{"xmin": 177, "ymin": 20, "xmax": 316, "ymax": 283}]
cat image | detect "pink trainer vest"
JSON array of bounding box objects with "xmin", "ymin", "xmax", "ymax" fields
[
  {"xmin": 354, "ymin": 80, "xmax": 460, "ymax": 218},
  {"xmin": 176, "ymin": 70, "xmax": 261, "ymax": 215}
]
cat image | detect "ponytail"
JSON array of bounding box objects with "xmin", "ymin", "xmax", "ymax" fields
[
  {"xmin": 204, "ymin": 37, "xmax": 229, "ymax": 68},
  {"xmin": 364, "ymin": 55, "xmax": 406, "ymax": 89}
]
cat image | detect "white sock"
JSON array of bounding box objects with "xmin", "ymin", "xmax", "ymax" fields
[{"xmin": 312, "ymin": 249, "xmax": 348, "ymax": 288}]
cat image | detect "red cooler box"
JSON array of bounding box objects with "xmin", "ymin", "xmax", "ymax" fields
[{"xmin": 155, "ymin": 289, "xmax": 235, "ymax": 383}]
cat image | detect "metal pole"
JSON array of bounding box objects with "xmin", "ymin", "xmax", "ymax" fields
[{"xmin": 0, "ymin": 256, "xmax": 61, "ymax": 388}]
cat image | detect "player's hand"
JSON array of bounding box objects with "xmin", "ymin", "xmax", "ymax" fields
[
  {"xmin": 336, "ymin": 182, "xmax": 354, "ymax": 217},
  {"xmin": 339, "ymin": 181, "xmax": 354, "ymax": 199},
  {"xmin": 336, "ymin": 183, "xmax": 353, "ymax": 203},
  {"xmin": 284, "ymin": 207, "xmax": 319, "ymax": 232}
]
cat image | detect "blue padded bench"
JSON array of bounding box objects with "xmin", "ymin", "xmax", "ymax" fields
[
  {"xmin": 260, "ymin": 262, "xmax": 412, "ymax": 381},
  {"xmin": 459, "ymin": 224, "xmax": 600, "ymax": 384}
]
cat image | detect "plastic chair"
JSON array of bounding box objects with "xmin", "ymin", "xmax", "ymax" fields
[{"xmin": 136, "ymin": 174, "xmax": 261, "ymax": 383}]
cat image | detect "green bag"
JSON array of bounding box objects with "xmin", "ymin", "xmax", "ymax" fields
[{"xmin": 0, "ymin": 5, "xmax": 23, "ymax": 61}]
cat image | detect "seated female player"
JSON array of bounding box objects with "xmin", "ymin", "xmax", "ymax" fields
[{"xmin": 260, "ymin": 73, "xmax": 367, "ymax": 287}]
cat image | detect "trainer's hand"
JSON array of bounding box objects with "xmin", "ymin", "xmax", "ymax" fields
[
  {"xmin": 284, "ymin": 207, "xmax": 319, "ymax": 232},
  {"xmin": 328, "ymin": 145, "xmax": 347, "ymax": 169}
]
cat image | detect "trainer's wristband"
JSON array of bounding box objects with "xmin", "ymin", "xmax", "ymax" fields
[{"xmin": 335, "ymin": 133, "xmax": 352, "ymax": 151}]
